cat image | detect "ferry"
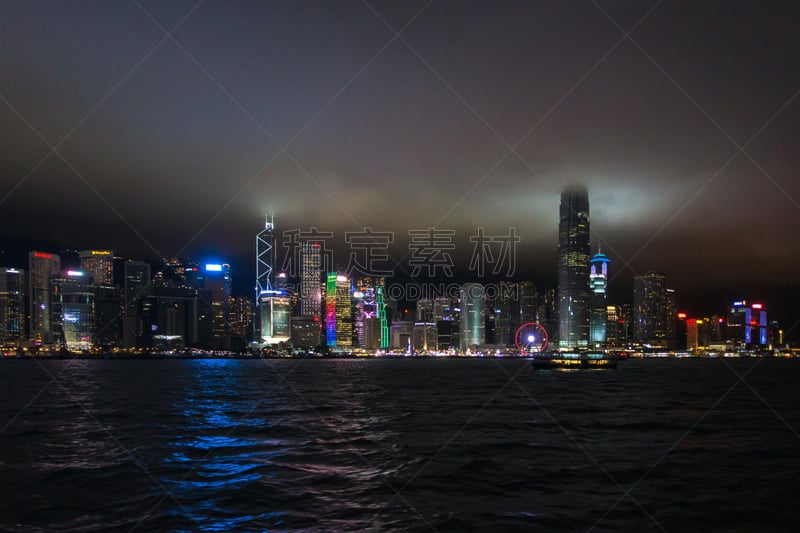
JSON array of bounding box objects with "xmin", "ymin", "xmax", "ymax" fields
[{"xmin": 531, "ymin": 350, "xmax": 623, "ymax": 370}]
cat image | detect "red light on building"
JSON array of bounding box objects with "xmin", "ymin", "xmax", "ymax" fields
[
  {"xmin": 313, "ymin": 243, "xmax": 320, "ymax": 248},
  {"xmin": 33, "ymin": 252, "xmax": 52, "ymax": 259},
  {"xmin": 752, "ymin": 303, "xmax": 763, "ymax": 309}
]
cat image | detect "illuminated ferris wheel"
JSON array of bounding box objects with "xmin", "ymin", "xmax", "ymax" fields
[{"xmin": 515, "ymin": 322, "xmax": 548, "ymax": 354}]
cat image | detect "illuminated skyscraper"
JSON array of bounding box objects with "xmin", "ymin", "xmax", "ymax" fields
[
  {"xmin": 460, "ymin": 283, "xmax": 485, "ymax": 351},
  {"xmin": 80, "ymin": 250, "xmax": 118, "ymax": 347},
  {"xmin": 376, "ymin": 285, "xmax": 389, "ymax": 349},
  {"xmin": 259, "ymin": 289, "xmax": 291, "ymax": 345},
  {"xmin": 633, "ymin": 272, "xmax": 676, "ymax": 349},
  {"xmin": 28, "ymin": 251, "xmax": 61, "ymax": 343},
  {"xmin": 589, "ymin": 249, "xmax": 610, "ymax": 345},
  {"xmin": 325, "ymin": 273, "xmax": 352, "ymax": 349},
  {"xmin": 557, "ymin": 185, "xmax": 590, "ymax": 349},
  {"xmin": 301, "ymin": 242, "xmax": 322, "ymax": 319},
  {"xmin": 727, "ymin": 300, "xmax": 768, "ymax": 347},
  {"xmin": 50, "ymin": 269, "xmax": 95, "ymax": 351},
  {"xmin": 0, "ymin": 267, "xmax": 26, "ymax": 346},
  {"xmin": 79, "ymin": 250, "xmax": 113, "ymax": 286},
  {"xmin": 256, "ymin": 215, "xmax": 275, "ymax": 293},
  {"xmin": 205, "ymin": 262, "xmax": 232, "ymax": 350}
]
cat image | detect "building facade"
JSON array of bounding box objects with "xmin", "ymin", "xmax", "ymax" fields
[
  {"xmin": 28, "ymin": 251, "xmax": 61, "ymax": 344},
  {"xmin": 557, "ymin": 186, "xmax": 591, "ymax": 349},
  {"xmin": 0, "ymin": 267, "xmax": 26, "ymax": 346},
  {"xmin": 633, "ymin": 272, "xmax": 676, "ymax": 349},
  {"xmin": 460, "ymin": 283, "xmax": 485, "ymax": 351}
]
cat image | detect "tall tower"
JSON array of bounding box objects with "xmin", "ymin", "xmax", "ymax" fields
[
  {"xmin": 28, "ymin": 251, "xmax": 61, "ymax": 344},
  {"xmin": 301, "ymin": 242, "xmax": 322, "ymax": 319},
  {"xmin": 204, "ymin": 262, "xmax": 232, "ymax": 350},
  {"xmin": 0, "ymin": 267, "xmax": 26, "ymax": 346},
  {"xmin": 459, "ymin": 283, "xmax": 485, "ymax": 352},
  {"xmin": 256, "ymin": 215, "xmax": 275, "ymax": 294},
  {"xmin": 633, "ymin": 272, "xmax": 675, "ymax": 349},
  {"xmin": 325, "ymin": 273, "xmax": 352, "ymax": 349},
  {"xmin": 589, "ymin": 248, "xmax": 610, "ymax": 346},
  {"xmin": 557, "ymin": 185, "xmax": 591, "ymax": 349}
]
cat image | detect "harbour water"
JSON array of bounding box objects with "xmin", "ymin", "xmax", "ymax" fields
[{"xmin": 1, "ymin": 357, "xmax": 799, "ymax": 531}]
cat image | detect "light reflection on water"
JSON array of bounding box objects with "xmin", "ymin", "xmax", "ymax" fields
[{"xmin": 2, "ymin": 358, "xmax": 800, "ymax": 531}]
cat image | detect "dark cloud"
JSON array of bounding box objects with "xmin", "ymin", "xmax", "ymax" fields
[{"xmin": 1, "ymin": 1, "xmax": 799, "ymax": 332}]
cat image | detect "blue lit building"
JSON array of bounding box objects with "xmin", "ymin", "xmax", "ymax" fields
[
  {"xmin": 589, "ymin": 249, "xmax": 610, "ymax": 346},
  {"xmin": 727, "ymin": 300, "xmax": 768, "ymax": 347},
  {"xmin": 204, "ymin": 262, "xmax": 231, "ymax": 350}
]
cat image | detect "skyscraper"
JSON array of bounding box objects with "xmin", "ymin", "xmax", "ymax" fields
[
  {"xmin": 0, "ymin": 267, "xmax": 26, "ymax": 346},
  {"xmin": 80, "ymin": 250, "xmax": 118, "ymax": 348},
  {"xmin": 122, "ymin": 260, "xmax": 150, "ymax": 348},
  {"xmin": 28, "ymin": 251, "xmax": 61, "ymax": 344},
  {"xmin": 633, "ymin": 272, "xmax": 676, "ymax": 349},
  {"xmin": 204, "ymin": 262, "xmax": 232, "ymax": 350},
  {"xmin": 557, "ymin": 185, "xmax": 590, "ymax": 349},
  {"xmin": 589, "ymin": 249, "xmax": 610, "ymax": 345},
  {"xmin": 79, "ymin": 250, "xmax": 113, "ymax": 286},
  {"xmin": 301, "ymin": 242, "xmax": 322, "ymax": 320},
  {"xmin": 325, "ymin": 273, "xmax": 352, "ymax": 348},
  {"xmin": 50, "ymin": 269, "xmax": 95, "ymax": 351},
  {"xmin": 256, "ymin": 215, "xmax": 275, "ymax": 293},
  {"xmin": 460, "ymin": 283, "xmax": 485, "ymax": 351}
]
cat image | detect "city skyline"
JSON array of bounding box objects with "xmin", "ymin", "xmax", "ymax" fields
[{"xmin": 1, "ymin": 2, "xmax": 799, "ymax": 334}]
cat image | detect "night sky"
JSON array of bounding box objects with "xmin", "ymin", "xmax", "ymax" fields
[{"xmin": 1, "ymin": 1, "xmax": 799, "ymax": 334}]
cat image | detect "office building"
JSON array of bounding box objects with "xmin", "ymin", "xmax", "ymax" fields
[
  {"xmin": 325, "ymin": 273, "xmax": 352, "ymax": 349},
  {"xmin": 633, "ymin": 272, "xmax": 676, "ymax": 349},
  {"xmin": 50, "ymin": 269, "xmax": 94, "ymax": 351},
  {"xmin": 460, "ymin": 283, "xmax": 485, "ymax": 351},
  {"xmin": 79, "ymin": 250, "xmax": 113, "ymax": 286},
  {"xmin": 28, "ymin": 251, "xmax": 61, "ymax": 343},
  {"xmin": 557, "ymin": 185, "xmax": 591, "ymax": 348},
  {"xmin": 204, "ymin": 263, "xmax": 232, "ymax": 350},
  {"xmin": 589, "ymin": 249, "xmax": 610, "ymax": 345},
  {"xmin": 301, "ymin": 242, "xmax": 322, "ymax": 320},
  {"xmin": 0, "ymin": 267, "xmax": 26, "ymax": 346}
]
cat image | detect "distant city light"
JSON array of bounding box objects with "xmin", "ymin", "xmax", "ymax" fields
[
  {"xmin": 527, "ymin": 335, "xmax": 535, "ymax": 343},
  {"xmin": 336, "ymin": 275, "xmax": 348, "ymax": 282},
  {"xmin": 677, "ymin": 312, "xmax": 687, "ymax": 319},
  {"xmin": 205, "ymin": 264, "xmax": 223, "ymax": 272},
  {"xmin": 752, "ymin": 303, "xmax": 763, "ymax": 309},
  {"xmin": 33, "ymin": 252, "xmax": 52, "ymax": 259},
  {"xmin": 66, "ymin": 270, "xmax": 83, "ymax": 277}
]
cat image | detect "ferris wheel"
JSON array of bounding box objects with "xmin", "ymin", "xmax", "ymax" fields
[{"xmin": 515, "ymin": 322, "xmax": 548, "ymax": 354}]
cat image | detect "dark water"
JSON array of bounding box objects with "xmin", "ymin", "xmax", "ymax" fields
[{"xmin": 1, "ymin": 357, "xmax": 800, "ymax": 532}]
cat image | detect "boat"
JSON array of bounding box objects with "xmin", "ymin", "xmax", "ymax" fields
[{"xmin": 531, "ymin": 350, "xmax": 621, "ymax": 370}]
